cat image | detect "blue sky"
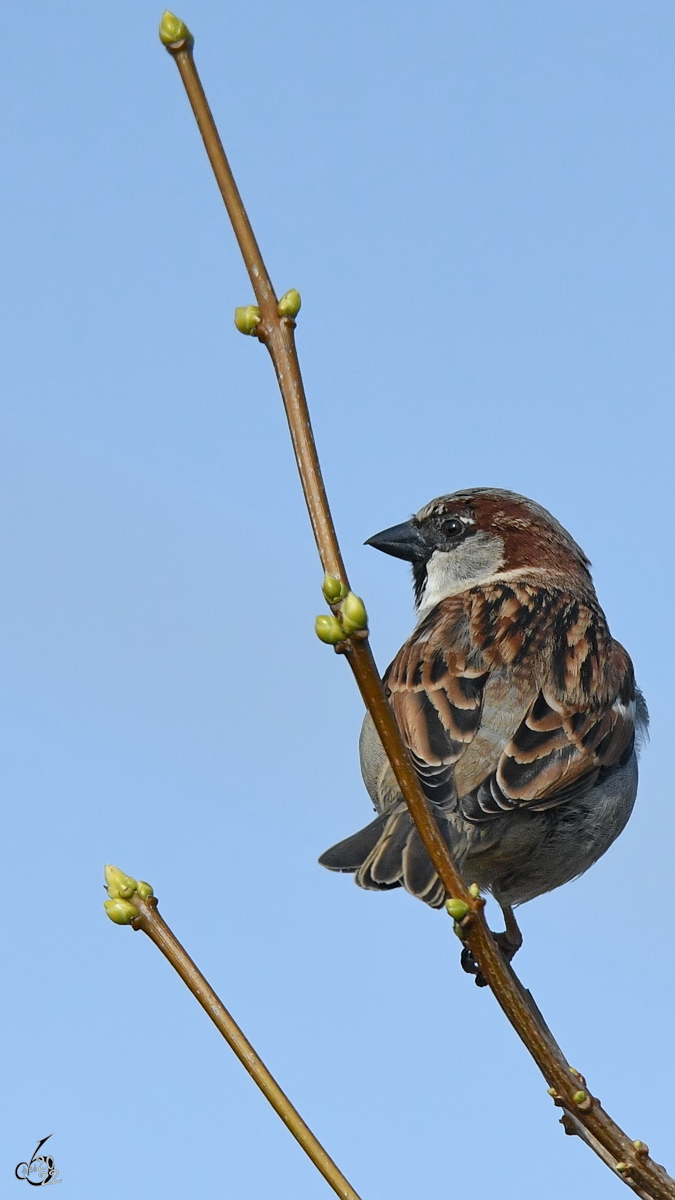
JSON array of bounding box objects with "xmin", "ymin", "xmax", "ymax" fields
[{"xmin": 2, "ymin": 2, "xmax": 674, "ymax": 1197}]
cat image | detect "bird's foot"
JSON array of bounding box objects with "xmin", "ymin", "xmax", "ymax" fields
[
  {"xmin": 460, "ymin": 945, "xmax": 487, "ymax": 985},
  {"xmin": 460, "ymin": 906, "xmax": 523, "ymax": 987}
]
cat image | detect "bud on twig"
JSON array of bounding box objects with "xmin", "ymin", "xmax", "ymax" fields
[
  {"xmin": 315, "ymin": 615, "xmax": 346, "ymax": 645},
  {"xmin": 322, "ymin": 573, "xmax": 348, "ymax": 604},
  {"xmin": 159, "ymin": 11, "xmax": 193, "ymax": 47},
  {"xmin": 277, "ymin": 289, "xmax": 302, "ymax": 318},
  {"xmin": 105, "ymin": 864, "xmax": 137, "ymax": 899},
  {"xmin": 104, "ymin": 897, "xmax": 139, "ymax": 924},
  {"xmin": 234, "ymin": 306, "xmax": 261, "ymax": 335},
  {"xmin": 339, "ymin": 591, "xmax": 368, "ymax": 634},
  {"xmin": 103, "ymin": 864, "xmax": 154, "ymax": 925},
  {"xmin": 445, "ymin": 898, "xmax": 471, "ymax": 921}
]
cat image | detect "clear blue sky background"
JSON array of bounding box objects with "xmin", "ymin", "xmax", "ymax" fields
[{"xmin": 2, "ymin": 2, "xmax": 674, "ymax": 1197}]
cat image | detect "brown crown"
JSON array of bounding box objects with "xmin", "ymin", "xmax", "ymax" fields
[{"xmin": 417, "ymin": 487, "xmax": 593, "ymax": 583}]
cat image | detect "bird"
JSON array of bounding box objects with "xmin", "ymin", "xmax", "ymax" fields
[{"xmin": 319, "ymin": 488, "xmax": 647, "ymax": 981}]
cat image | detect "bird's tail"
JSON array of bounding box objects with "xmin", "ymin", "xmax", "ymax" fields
[{"xmin": 319, "ymin": 802, "xmax": 446, "ymax": 908}]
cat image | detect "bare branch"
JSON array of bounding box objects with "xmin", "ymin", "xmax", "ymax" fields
[
  {"xmin": 104, "ymin": 865, "xmax": 363, "ymax": 1200},
  {"xmin": 159, "ymin": 15, "xmax": 675, "ymax": 1198}
]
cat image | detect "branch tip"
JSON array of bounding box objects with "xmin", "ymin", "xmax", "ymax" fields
[
  {"xmin": 159, "ymin": 11, "xmax": 193, "ymax": 49},
  {"xmin": 103, "ymin": 864, "xmax": 154, "ymax": 924},
  {"xmin": 105, "ymin": 863, "xmax": 138, "ymax": 899}
]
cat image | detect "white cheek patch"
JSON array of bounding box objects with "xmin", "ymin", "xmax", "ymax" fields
[{"xmin": 417, "ymin": 532, "xmax": 506, "ymax": 618}]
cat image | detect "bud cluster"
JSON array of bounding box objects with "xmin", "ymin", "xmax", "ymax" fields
[
  {"xmin": 315, "ymin": 576, "xmax": 368, "ymax": 645},
  {"xmin": 103, "ymin": 864, "xmax": 154, "ymax": 926},
  {"xmin": 233, "ymin": 289, "xmax": 302, "ymax": 338}
]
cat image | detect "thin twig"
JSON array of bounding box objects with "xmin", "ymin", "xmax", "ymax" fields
[
  {"xmin": 160, "ymin": 17, "xmax": 675, "ymax": 1200},
  {"xmin": 130, "ymin": 889, "xmax": 363, "ymax": 1200}
]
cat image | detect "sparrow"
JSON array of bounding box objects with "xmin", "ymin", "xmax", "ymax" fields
[{"xmin": 319, "ymin": 488, "xmax": 647, "ymax": 980}]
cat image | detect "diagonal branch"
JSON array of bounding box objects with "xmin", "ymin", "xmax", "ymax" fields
[
  {"xmin": 103, "ymin": 867, "xmax": 363, "ymax": 1200},
  {"xmin": 159, "ymin": 14, "xmax": 674, "ymax": 1199}
]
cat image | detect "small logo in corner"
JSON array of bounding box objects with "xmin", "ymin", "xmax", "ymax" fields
[{"xmin": 15, "ymin": 1136, "xmax": 62, "ymax": 1186}]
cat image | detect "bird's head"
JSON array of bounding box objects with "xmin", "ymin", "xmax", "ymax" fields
[{"xmin": 365, "ymin": 487, "xmax": 593, "ymax": 618}]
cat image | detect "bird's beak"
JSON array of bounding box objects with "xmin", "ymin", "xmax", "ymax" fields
[{"xmin": 365, "ymin": 519, "xmax": 427, "ymax": 563}]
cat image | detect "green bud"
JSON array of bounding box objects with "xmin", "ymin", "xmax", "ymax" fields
[
  {"xmin": 632, "ymin": 1141, "xmax": 649, "ymax": 1155},
  {"xmin": 159, "ymin": 11, "xmax": 193, "ymax": 46},
  {"xmin": 616, "ymin": 1163, "xmax": 629, "ymax": 1174},
  {"xmin": 277, "ymin": 289, "xmax": 302, "ymax": 318},
  {"xmin": 104, "ymin": 897, "xmax": 139, "ymax": 925},
  {"xmin": 136, "ymin": 881, "xmax": 154, "ymax": 900},
  {"xmin": 322, "ymin": 573, "xmax": 348, "ymax": 603},
  {"xmin": 445, "ymin": 898, "xmax": 470, "ymax": 921},
  {"xmin": 572, "ymin": 1090, "xmax": 588, "ymax": 1106},
  {"xmin": 105, "ymin": 864, "xmax": 138, "ymax": 900},
  {"xmin": 234, "ymin": 306, "xmax": 261, "ymax": 335},
  {"xmin": 315, "ymin": 615, "xmax": 346, "ymax": 645},
  {"xmin": 339, "ymin": 591, "xmax": 368, "ymax": 634},
  {"xmin": 468, "ymin": 882, "xmax": 481, "ymax": 898},
  {"xmin": 547, "ymin": 1087, "xmax": 557, "ymax": 1097}
]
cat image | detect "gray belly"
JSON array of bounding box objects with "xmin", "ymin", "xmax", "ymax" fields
[{"xmin": 448, "ymin": 752, "xmax": 639, "ymax": 907}]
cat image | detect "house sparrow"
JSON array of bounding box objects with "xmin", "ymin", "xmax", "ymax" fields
[{"xmin": 320, "ymin": 488, "xmax": 647, "ymax": 980}]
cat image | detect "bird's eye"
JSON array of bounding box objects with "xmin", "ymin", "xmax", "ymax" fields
[{"xmin": 441, "ymin": 517, "xmax": 464, "ymax": 539}]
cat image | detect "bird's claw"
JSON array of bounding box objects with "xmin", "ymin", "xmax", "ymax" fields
[
  {"xmin": 460, "ymin": 945, "xmax": 488, "ymax": 987},
  {"xmin": 460, "ymin": 910, "xmax": 523, "ymax": 987}
]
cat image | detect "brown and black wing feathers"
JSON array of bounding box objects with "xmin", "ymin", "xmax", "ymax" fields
[
  {"xmin": 384, "ymin": 598, "xmax": 490, "ymax": 810},
  {"xmin": 458, "ymin": 586, "xmax": 639, "ymax": 821}
]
